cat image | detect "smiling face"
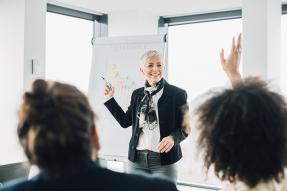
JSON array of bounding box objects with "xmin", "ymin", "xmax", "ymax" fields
[{"xmin": 140, "ymin": 55, "xmax": 165, "ymax": 86}]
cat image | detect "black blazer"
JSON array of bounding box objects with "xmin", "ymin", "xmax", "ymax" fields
[
  {"xmin": 1, "ymin": 160, "xmax": 177, "ymax": 191},
  {"xmin": 104, "ymin": 81, "xmax": 188, "ymax": 165}
]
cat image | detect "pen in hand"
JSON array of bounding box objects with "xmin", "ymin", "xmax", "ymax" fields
[{"xmin": 101, "ymin": 77, "xmax": 112, "ymax": 90}]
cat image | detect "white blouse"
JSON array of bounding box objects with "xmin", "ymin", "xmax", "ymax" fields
[{"xmin": 136, "ymin": 88, "xmax": 163, "ymax": 152}]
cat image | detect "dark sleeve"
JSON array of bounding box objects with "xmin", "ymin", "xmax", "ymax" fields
[
  {"xmin": 151, "ymin": 177, "xmax": 178, "ymax": 191},
  {"xmin": 104, "ymin": 92, "xmax": 134, "ymax": 128},
  {"xmin": 0, "ymin": 179, "xmax": 32, "ymax": 191},
  {"xmin": 127, "ymin": 171, "xmax": 178, "ymax": 191},
  {"xmin": 170, "ymin": 90, "xmax": 189, "ymax": 145}
]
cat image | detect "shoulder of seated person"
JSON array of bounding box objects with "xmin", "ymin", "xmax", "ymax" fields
[
  {"xmin": 1, "ymin": 177, "xmax": 38, "ymax": 191},
  {"xmin": 98, "ymin": 167, "xmax": 176, "ymax": 190},
  {"xmin": 127, "ymin": 170, "xmax": 177, "ymax": 190}
]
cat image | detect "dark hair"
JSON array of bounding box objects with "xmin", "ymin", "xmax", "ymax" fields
[
  {"xmin": 196, "ymin": 77, "xmax": 287, "ymax": 187},
  {"xmin": 17, "ymin": 79, "xmax": 99, "ymax": 175}
]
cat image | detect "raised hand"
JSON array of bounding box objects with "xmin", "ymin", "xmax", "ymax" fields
[
  {"xmin": 104, "ymin": 85, "xmax": 115, "ymax": 99},
  {"xmin": 220, "ymin": 33, "xmax": 242, "ymax": 84}
]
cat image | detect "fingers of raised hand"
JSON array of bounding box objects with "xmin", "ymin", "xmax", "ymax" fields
[
  {"xmin": 236, "ymin": 33, "xmax": 242, "ymax": 49},
  {"xmin": 235, "ymin": 33, "xmax": 242, "ymax": 54},
  {"xmin": 220, "ymin": 49, "xmax": 225, "ymax": 64},
  {"xmin": 231, "ymin": 36, "xmax": 236, "ymax": 50}
]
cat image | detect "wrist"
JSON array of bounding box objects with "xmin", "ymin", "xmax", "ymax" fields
[
  {"xmin": 105, "ymin": 96, "xmax": 113, "ymax": 101},
  {"xmin": 228, "ymin": 72, "xmax": 242, "ymax": 86}
]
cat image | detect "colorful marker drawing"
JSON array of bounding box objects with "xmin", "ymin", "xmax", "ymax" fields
[{"xmin": 105, "ymin": 64, "xmax": 137, "ymax": 108}]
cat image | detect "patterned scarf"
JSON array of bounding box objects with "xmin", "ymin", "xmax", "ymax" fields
[{"xmin": 138, "ymin": 79, "xmax": 165, "ymax": 130}]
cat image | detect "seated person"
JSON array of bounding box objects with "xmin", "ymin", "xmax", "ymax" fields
[
  {"xmin": 2, "ymin": 80, "xmax": 177, "ymax": 191},
  {"xmin": 195, "ymin": 34, "xmax": 287, "ymax": 190}
]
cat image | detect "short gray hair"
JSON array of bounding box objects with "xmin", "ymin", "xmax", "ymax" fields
[{"xmin": 140, "ymin": 50, "xmax": 162, "ymax": 66}]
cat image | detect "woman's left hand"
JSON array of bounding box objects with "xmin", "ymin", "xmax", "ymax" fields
[
  {"xmin": 220, "ymin": 33, "xmax": 242, "ymax": 83},
  {"xmin": 157, "ymin": 136, "xmax": 175, "ymax": 153}
]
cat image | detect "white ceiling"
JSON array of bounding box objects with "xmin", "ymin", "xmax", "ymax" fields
[{"xmin": 49, "ymin": 0, "xmax": 287, "ymax": 17}]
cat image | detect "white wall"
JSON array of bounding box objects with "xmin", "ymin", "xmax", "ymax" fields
[
  {"xmin": 24, "ymin": 0, "xmax": 46, "ymax": 90},
  {"xmin": 0, "ymin": 0, "xmax": 26, "ymax": 165},
  {"xmin": 108, "ymin": 10, "xmax": 159, "ymax": 36},
  {"xmin": 0, "ymin": 0, "xmax": 46, "ymax": 165},
  {"xmin": 242, "ymin": 0, "xmax": 281, "ymax": 85}
]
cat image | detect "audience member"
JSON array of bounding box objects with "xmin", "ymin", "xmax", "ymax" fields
[
  {"xmin": 196, "ymin": 34, "xmax": 287, "ymax": 190},
  {"xmin": 2, "ymin": 79, "xmax": 177, "ymax": 191}
]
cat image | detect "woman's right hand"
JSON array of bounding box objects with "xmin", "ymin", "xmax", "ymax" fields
[{"xmin": 104, "ymin": 85, "xmax": 115, "ymax": 99}]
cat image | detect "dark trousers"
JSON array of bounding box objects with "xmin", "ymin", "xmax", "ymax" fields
[{"xmin": 127, "ymin": 150, "xmax": 177, "ymax": 183}]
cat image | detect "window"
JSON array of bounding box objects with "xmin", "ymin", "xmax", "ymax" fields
[
  {"xmin": 168, "ymin": 18, "xmax": 242, "ymax": 185},
  {"xmin": 46, "ymin": 12, "xmax": 94, "ymax": 94}
]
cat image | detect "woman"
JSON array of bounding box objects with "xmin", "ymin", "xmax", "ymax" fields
[
  {"xmin": 2, "ymin": 79, "xmax": 177, "ymax": 191},
  {"xmin": 196, "ymin": 34, "xmax": 287, "ymax": 190},
  {"xmin": 104, "ymin": 50, "xmax": 190, "ymax": 183}
]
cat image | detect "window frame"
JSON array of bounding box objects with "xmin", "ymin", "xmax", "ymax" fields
[
  {"xmin": 161, "ymin": 3, "xmax": 287, "ymax": 26},
  {"xmin": 47, "ymin": 3, "xmax": 105, "ymax": 22}
]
